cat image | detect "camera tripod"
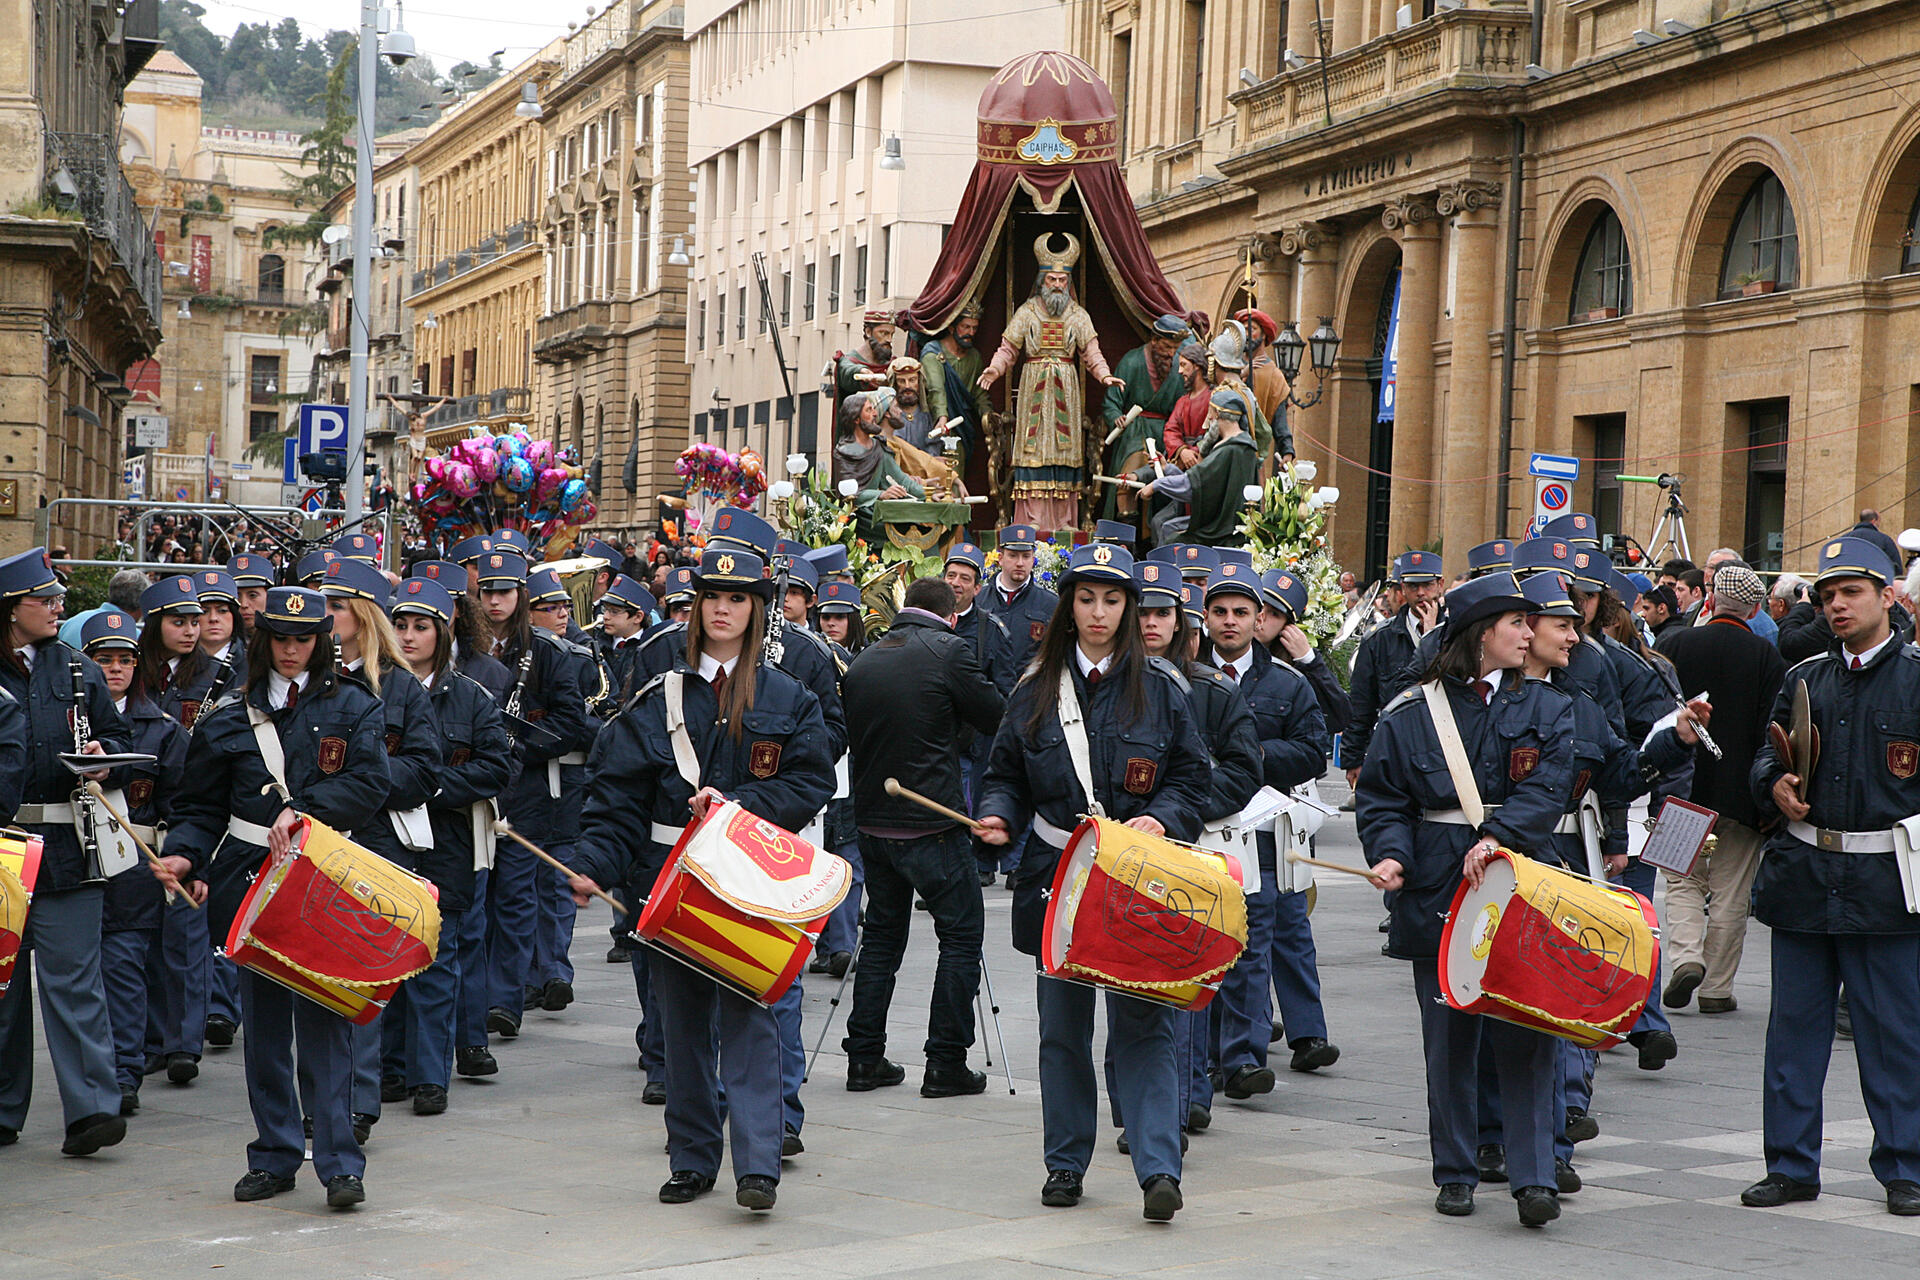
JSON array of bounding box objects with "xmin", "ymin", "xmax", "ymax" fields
[{"xmin": 1618, "ymin": 473, "xmax": 1692, "ymax": 565}]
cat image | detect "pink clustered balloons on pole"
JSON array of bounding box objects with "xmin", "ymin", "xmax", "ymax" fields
[
  {"xmin": 412, "ymin": 424, "xmax": 598, "ymax": 554},
  {"xmin": 674, "ymin": 442, "xmax": 766, "ymax": 538}
]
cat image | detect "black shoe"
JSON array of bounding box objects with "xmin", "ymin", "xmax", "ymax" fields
[
  {"xmin": 485, "ymin": 1008, "xmax": 520, "ymax": 1038},
  {"xmin": 205, "ymin": 1015, "xmax": 237, "ymax": 1048},
  {"xmin": 642, "ymin": 1081, "xmax": 666, "ymax": 1105},
  {"xmin": 60, "ymin": 1113, "xmax": 126, "ymax": 1156},
  {"xmin": 233, "ymin": 1169, "xmax": 296, "ymax": 1201},
  {"xmin": 828, "ymin": 951, "xmax": 852, "ymax": 979},
  {"xmin": 1887, "ymin": 1179, "xmax": 1920, "ymax": 1216},
  {"xmin": 1516, "ymin": 1185, "xmax": 1560, "ymax": 1227},
  {"xmin": 1222, "ymin": 1065, "xmax": 1275, "ymax": 1099},
  {"xmin": 521, "ymin": 985, "xmax": 544, "ymax": 1012},
  {"xmin": 1378, "ymin": 913, "xmax": 1391, "ymax": 933},
  {"xmin": 1742, "ymin": 1173, "xmax": 1820, "ymax": 1207},
  {"xmin": 142, "ymin": 1052, "xmax": 167, "ymax": 1077},
  {"xmin": 351, "ymin": 1113, "xmax": 375, "ymax": 1145},
  {"xmin": 606, "ymin": 943, "xmax": 630, "ymax": 964},
  {"xmin": 412, "ymin": 1085, "xmax": 448, "ymax": 1116},
  {"xmin": 1142, "ymin": 1173, "xmax": 1182, "ymax": 1222},
  {"xmin": 380, "ymin": 1074, "xmax": 409, "ymax": 1104},
  {"xmin": 1268, "ymin": 1021, "xmax": 1283, "ymax": 1044},
  {"xmin": 1435, "ymin": 1183, "xmax": 1474, "ymax": 1216},
  {"xmin": 782, "ymin": 1124, "xmax": 804, "ymax": 1158},
  {"xmin": 1380, "ymin": 941, "xmax": 1393, "ymax": 956},
  {"xmin": 1564, "ymin": 1107, "xmax": 1599, "ymax": 1144},
  {"xmin": 1663, "ymin": 961, "xmax": 1705, "ymax": 1009},
  {"xmin": 736, "ymin": 1174, "xmax": 778, "ymax": 1211},
  {"xmin": 846, "ymin": 1058, "xmax": 907, "ymax": 1092},
  {"xmin": 1187, "ymin": 1103, "xmax": 1211, "ymax": 1132},
  {"xmin": 1041, "ymin": 1169, "xmax": 1083, "ymax": 1207},
  {"xmin": 807, "ymin": 955, "xmax": 832, "ymax": 974},
  {"xmin": 1555, "ymin": 1157, "xmax": 1582, "ymax": 1194},
  {"xmin": 455, "ymin": 1045, "xmax": 498, "ymax": 1077},
  {"xmin": 1289, "ymin": 1038, "xmax": 1340, "ymax": 1072},
  {"xmin": 921, "ymin": 1063, "xmax": 987, "ymax": 1098},
  {"xmin": 1698, "ymin": 995, "xmax": 1739, "ymax": 1014},
  {"xmin": 165, "ymin": 1051, "xmax": 199, "ymax": 1085},
  {"xmin": 119, "ymin": 1086, "xmax": 140, "ymax": 1116},
  {"xmin": 915, "ymin": 897, "xmax": 930, "ymax": 911},
  {"xmin": 1633, "ymin": 1029, "xmax": 1678, "ymax": 1071},
  {"xmin": 542, "ymin": 979, "xmax": 574, "ymax": 1012},
  {"xmin": 1476, "ymin": 1143, "xmax": 1508, "ymax": 1184},
  {"xmin": 659, "ymin": 1171, "xmax": 715, "ymax": 1203},
  {"xmin": 0, "ymin": 1126, "xmax": 15, "ymax": 1146},
  {"xmin": 326, "ymin": 1174, "xmax": 365, "ymax": 1209},
  {"xmin": 979, "ymin": 870, "xmax": 995, "ymax": 887},
  {"xmin": 1340, "ymin": 795, "xmax": 1357, "ymax": 812}
]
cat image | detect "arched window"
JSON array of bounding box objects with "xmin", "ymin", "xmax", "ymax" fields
[
  {"xmin": 1718, "ymin": 173, "xmax": 1798, "ymax": 297},
  {"xmin": 1903, "ymin": 186, "xmax": 1920, "ymax": 273},
  {"xmin": 1569, "ymin": 209, "xmax": 1632, "ymax": 322}
]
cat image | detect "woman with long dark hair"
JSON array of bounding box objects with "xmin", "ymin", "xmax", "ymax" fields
[
  {"xmin": 977, "ymin": 543, "xmax": 1211, "ymax": 1221},
  {"xmin": 1355, "ymin": 572, "xmax": 1575, "ymax": 1227},
  {"xmin": 385, "ymin": 577, "xmax": 512, "ymax": 1115},
  {"xmin": 153, "ymin": 586, "xmax": 391, "ymax": 1209},
  {"xmin": 566, "ymin": 548, "xmax": 836, "ymax": 1213},
  {"xmin": 139, "ymin": 575, "xmax": 211, "ymax": 729}
]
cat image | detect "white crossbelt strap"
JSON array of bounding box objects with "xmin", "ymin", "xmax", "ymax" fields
[
  {"xmin": 650, "ymin": 821, "xmax": 685, "ymax": 846},
  {"xmin": 1787, "ymin": 821, "xmax": 1896, "ymax": 853},
  {"xmin": 1031, "ymin": 815, "xmax": 1075, "ymax": 849},
  {"xmin": 661, "ymin": 672, "xmax": 704, "ymax": 793},
  {"xmin": 548, "ymin": 749, "xmax": 590, "ymax": 799},
  {"xmin": 226, "ymin": 816, "xmax": 273, "ymax": 846},
  {"xmin": 471, "ymin": 799, "xmax": 498, "ymax": 871},
  {"xmin": 1421, "ymin": 681, "xmax": 1485, "ymax": 829},
  {"xmin": 245, "ymin": 704, "xmax": 291, "ymax": 801},
  {"xmin": 1056, "ymin": 669, "xmax": 1104, "ymax": 819}
]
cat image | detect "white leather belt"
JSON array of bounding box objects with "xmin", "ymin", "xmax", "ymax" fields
[
  {"xmin": 650, "ymin": 822, "xmax": 684, "ymax": 846},
  {"xmin": 1031, "ymin": 815, "xmax": 1074, "ymax": 849},
  {"xmin": 15, "ymin": 802, "xmax": 75, "ymax": 824},
  {"xmin": 1788, "ymin": 821, "xmax": 1896, "ymax": 853},
  {"xmin": 1553, "ymin": 814, "xmax": 1580, "ymax": 835},
  {"xmin": 226, "ymin": 817, "xmax": 274, "ymax": 846},
  {"xmin": 558, "ymin": 751, "xmax": 589, "ymax": 766},
  {"xmin": 1426, "ymin": 802, "xmax": 1501, "ymax": 827}
]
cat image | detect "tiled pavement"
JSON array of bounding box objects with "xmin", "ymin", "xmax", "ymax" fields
[{"xmin": 0, "ymin": 780, "xmax": 1906, "ymax": 1278}]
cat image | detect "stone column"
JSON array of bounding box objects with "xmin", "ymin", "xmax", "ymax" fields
[
  {"xmin": 1281, "ymin": 220, "xmax": 1341, "ymax": 467},
  {"xmin": 1334, "ymin": 0, "xmax": 1368, "ymax": 52},
  {"xmin": 1437, "ymin": 180, "xmax": 1504, "ymax": 553},
  {"xmin": 1384, "ymin": 195, "xmax": 1440, "ymax": 554},
  {"xmin": 1288, "ymin": 0, "xmax": 1320, "ymax": 57}
]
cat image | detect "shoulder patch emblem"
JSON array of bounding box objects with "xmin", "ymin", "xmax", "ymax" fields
[
  {"xmin": 1890, "ymin": 741, "xmax": 1918, "ymax": 780},
  {"xmin": 749, "ymin": 740, "xmax": 782, "ymax": 778},
  {"xmin": 318, "ymin": 736, "xmax": 347, "ymax": 774},
  {"xmin": 1124, "ymin": 757, "xmax": 1157, "ymax": 795},
  {"xmin": 1509, "ymin": 746, "xmax": 1539, "ymax": 782}
]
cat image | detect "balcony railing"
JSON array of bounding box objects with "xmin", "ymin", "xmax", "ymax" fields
[
  {"xmin": 423, "ymin": 386, "xmax": 532, "ymax": 431},
  {"xmin": 1235, "ymin": 9, "xmax": 1532, "ymax": 151},
  {"xmin": 534, "ymin": 299, "xmax": 618, "ymax": 361},
  {"xmin": 45, "ymin": 130, "xmax": 163, "ymax": 323},
  {"xmin": 408, "ymin": 227, "xmax": 539, "ymax": 299}
]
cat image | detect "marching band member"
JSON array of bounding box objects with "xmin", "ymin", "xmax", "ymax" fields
[
  {"xmin": 1344, "ymin": 550, "xmax": 1445, "ymax": 789},
  {"xmin": 226, "ymin": 554, "xmax": 276, "ymax": 631},
  {"xmin": 472, "ymin": 552, "xmax": 591, "ymax": 1043},
  {"xmin": 141, "ymin": 575, "xmax": 211, "ymax": 729},
  {"xmin": 387, "ymin": 578, "xmax": 513, "ymax": 1116},
  {"xmin": 595, "ymin": 575, "xmax": 656, "ymax": 700},
  {"xmin": 83, "ymin": 611, "xmax": 187, "ymax": 1116},
  {"xmin": 1356, "ymin": 572, "xmax": 1573, "ymax": 1226},
  {"xmin": 566, "ymin": 547, "xmax": 836, "ymax": 1213},
  {"xmin": 195, "ymin": 570, "xmax": 249, "ymax": 695},
  {"xmin": 659, "ymin": 567, "xmax": 696, "ymax": 626},
  {"xmin": 809, "ymin": 578, "xmax": 865, "ymax": 980},
  {"xmin": 0, "ymin": 549, "xmax": 131, "ymax": 1156},
  {"xmin": 1742, "ymin": 537, "xmax": 1920, "ymax": 1217},
  {"xmin": 974, "ymin": 523, "xmax": 1056, "ymax": 882},
  {"xmin": 976, "ymin": 542, "xmax": 1209, "ymax": 1221},
  {"xmin": 943, "ymin": 542, "xmax": 1017, "ymax": 884},
  {"xmin": 406, "ymin": 559, "xmax": 509, "ymax": 697},
  {"xmin": 152, "ymin": 586, "xmax": 392, "ymax": 1207},
  {"xmin": 320, "ymin": 559, "xmax": 443, "ymax": 1138},
  {"xmin": 815, "ymin": 579, "xmax": 866, "ymax": 653}
]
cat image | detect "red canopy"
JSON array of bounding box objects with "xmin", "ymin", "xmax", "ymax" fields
[{"xmin": 901, "ymin": 52, "xmax": 1203, "ymax": 340}]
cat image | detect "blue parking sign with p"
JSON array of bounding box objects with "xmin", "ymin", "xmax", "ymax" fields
[{"xmin": 297, "ymin": 404, "xmax": 349, "ymax": 455}]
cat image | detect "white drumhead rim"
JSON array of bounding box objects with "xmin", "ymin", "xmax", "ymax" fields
[{"xmin": 1445, "ymin": 856, "xmax": 1518, "ymax": 1007}]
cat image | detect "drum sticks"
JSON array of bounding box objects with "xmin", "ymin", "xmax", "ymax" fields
[
  {"xmin": 883, "ymin": 778, "xmax": 987, "ymax": 835},
  {"xmin": 84, "ymin": 781, "xmax": 196, "ymax": 909},
  {"xmin": 494, "ymin": 820, "xmax": 627, "ymax": 913},
  {"xmin": 1284, "ymin": 849, "xmax": 1386, "ymax": 885}
]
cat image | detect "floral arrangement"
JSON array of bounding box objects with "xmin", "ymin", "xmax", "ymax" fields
[
  {"xmin": 414, "ymin": 426, "xmax": 595, "ymax": 554},
  {"xmin": 984, "ymin": 535, "xmax": 1068, "ymax": 591},
  {"xmin": 675, "ymin": 442, "xmax": 767, "ymax": 536},
  {"xmin": 1239, "ymin": 460, "xmax": 1349, "ymax": 648}
]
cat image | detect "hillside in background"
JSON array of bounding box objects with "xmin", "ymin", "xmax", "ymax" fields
[{"xmin": 158, "ymin": 0, "xmax": 503, "ymax": 136}]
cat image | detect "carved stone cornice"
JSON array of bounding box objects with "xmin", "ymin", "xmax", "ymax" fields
[
  {"xmin": 1380, "ymin": 195, "xmax": 1437, "ymax": 231},
  {"xmin": 1436, "ymin": 179, "xmax": 1502, "ymax": 217}
]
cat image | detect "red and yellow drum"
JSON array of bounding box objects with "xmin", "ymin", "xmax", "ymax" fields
[
  {"xmin": 635, "ymin": 801, "xmax": 850, "ymax": 1007},
  {"xmin": 1439, "ymin": 848, "xmax": 1659, "ymax": 1048},
  {"xmin": 0, "ymin": 829, "xmax": 46, "ymax": 996},
  {"xmin": 1043, "ymin": 817, "xmax": 1249, "ymax": 1011},
  {"xmin": 225, "ymin": 816, "xmax": 441, "ymax": 1025}
]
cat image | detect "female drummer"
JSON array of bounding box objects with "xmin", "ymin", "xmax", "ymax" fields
[
  {"xmin": 153, "ymin": 586, "xmax": 391, "ymax": 1209},
  {"xmin": 83, "ymin": 611, "xmax": 188, "ymax": 1114},
  {"xmin": 976, "ymin": 543, "xmax": 1210, "ymax": 1222},
  {"xmin": 566, "ymin": 548, "xmax": 835, "ymax": 1214},
  {"xmin": 386, "ymin": 577, "xmax": 512, "ymax": 1115},
  {"xmin": 1355, "ymin": 571, "xmax": 1575, "ymax": 1228},
  {"xmin": 320, "ymin": 559, "xmax": 442, "ymax": 1134},
  {"xmin": 1131, "ymin": 562, "xmax": 1261, "ymax": 1137},
  {"xmin": 139, "ymin": 575, "xmax": 211, "ymax": 728}
]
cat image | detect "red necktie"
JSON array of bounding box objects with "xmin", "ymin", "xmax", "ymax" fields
[
  {"xmin": 1226, "ymin": 663, "xmax": 1241, "ymax": 683},
  {"xmin": 284, "ymin": 683, "xmax": 298, "ymax": 711},
  {"xmin": 711, "ymin": 670, "xmax": 729, "ymax": 700},
  {"xmin": 1472, "ymin": 679, "xmax": 1492, "ymax": 704},
  {"xmin": 1086, "ymin": 667, "xmax": 1102, "ymax": 687},
  {"xmin": 1851, "ymin": 655, "xmax": 1864, "ymax": 671}
]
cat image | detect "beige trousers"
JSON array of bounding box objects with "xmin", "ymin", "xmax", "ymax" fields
[{"xmin": 1660, "ymin": 819, "xmax": 1765, "ymax": 999}]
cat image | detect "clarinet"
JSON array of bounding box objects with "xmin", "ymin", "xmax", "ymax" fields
[
  {"xmin": 764, "ymin": 552, "xmax": 792, "ymax": 666},
  {"xmin": 69, "ymin": 656, "xmax": 102, "ymax": 881},
  {"xmin": 502, "ymin": 645, "xmax": 536, "ymax": 737}
]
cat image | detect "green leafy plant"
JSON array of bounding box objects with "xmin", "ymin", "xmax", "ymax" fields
[{"xmin": 1238, "ymin": 461, "xmax": 1349, "ymax": 649}]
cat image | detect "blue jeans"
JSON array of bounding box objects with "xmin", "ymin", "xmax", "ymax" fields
[
  {"xmin": 816, "ymin": 841, "xmax": 863, "ymax": 958},
  {"xmin": 844, "ymin": 828, "xmax": 983, "ymax": 1067}
]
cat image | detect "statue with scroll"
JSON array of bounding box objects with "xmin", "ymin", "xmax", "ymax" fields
[{"xmin": 977, "ymin": 232, "xmax": 1124, "ymax": 533}]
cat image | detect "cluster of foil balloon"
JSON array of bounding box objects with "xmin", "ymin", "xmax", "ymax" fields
[{"xmin": 413, "ymin": 426, "xmax": 596, "ymax": 552}]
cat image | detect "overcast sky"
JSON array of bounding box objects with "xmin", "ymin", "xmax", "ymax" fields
[{"xmin": 195, "ymin": 1, "xmax": 576, "ymax": 73}]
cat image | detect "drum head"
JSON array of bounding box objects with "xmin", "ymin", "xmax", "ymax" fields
[
  {"xmin": 1439, "ymin": 856, "xmax": 1518, "ymax": 1010},
  {"xmin": 1041, "ymin": 825, "xmax": 1100, "ymax": 978}
]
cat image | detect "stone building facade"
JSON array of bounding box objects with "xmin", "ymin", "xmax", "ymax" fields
[{"xmin": 1070, "ymin": 0, "xmax": 1920, "ymax": 578}]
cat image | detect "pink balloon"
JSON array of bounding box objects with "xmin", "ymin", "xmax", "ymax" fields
[
  {"xmin": 445, "ymin": 462, "xmax": 479, "ymax": 500},
  {"xmin": 534, "ymin": 467, "xmax": 567, "ymax": 504},
  {"xmin": 525, "ymin": 440, "xmax": 554, "ymax": 470},
  {"xmin": 470, "ymin": 447, "xmax": 499, "ymax": 484}
]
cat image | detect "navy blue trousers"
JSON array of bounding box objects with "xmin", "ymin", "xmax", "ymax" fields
[
  {"xmin": 653, "ymin": 955, "xmax": 783, "ymax": 1182},
  {"xmin": 1412, "ymin": 960, "xmax": 1556, "ymax": 1192},
  {"xmin": 242, "ymin": 970, "xmax": 363, "ymax": 1183},
  {"xmin": 532, "ymin": 840, "xmax": 578, "ymax": 987},
  {"xmin": 1217, "ymin": 848, "xmax": 1328, "ymax": 1071},
  {"xmin": 455, "ymin": 869, "xmax": 492, "ymax": 1047},
  {"xmin": 1764, "ymin": 929, "xmax": 1920, "ymax": 1187},
  {"xmin": 382, "ymin": 929, "xmax": 462, "ymax": 1091},
  {"xmin": 1037, "ymin": 975, "xmax": 1181, "ymax": 1186},
  {"xmin": 0, "ymin": 886, "xmax": 121, "ymax": 1130},
  {"xmin": 101, "ymin": 926, "xmax": 157, "ymax": 1092},
  {"xmin": 485, "ymin": 843, "xmax": 539, "ymax": 1016},
  {"xmin": 815, "ymin": 841, "xmax": 864, "ymax": 958}
]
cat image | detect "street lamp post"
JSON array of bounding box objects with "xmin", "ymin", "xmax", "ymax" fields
[
  {"xmin": 1271, "ymin": 317, "xmax": 1342, "ymax": 410},
  {"xmin": 344, "ymin": 0, "xmax": 379, "ymax": 527}
]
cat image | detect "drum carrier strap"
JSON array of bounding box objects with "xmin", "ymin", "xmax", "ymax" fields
[
  {"xmin": 1421, "ymin": 681, "xmax": 1485, "ymax": 829},
  {"xmin": 246, "ymin": 703, "xmax": 292, "ymax": 803},
  {"xmin": 1056, "ymin": 669, "xmax": 1105, "ymax": 820},
  {"xmin": 662, "ymin": 672, "xmax": 704, "ymax": 793}
]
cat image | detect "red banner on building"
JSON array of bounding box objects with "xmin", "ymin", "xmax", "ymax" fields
[{"xmin": 190, "ymin": 235, "xmax": 213, "ymax": 292}]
